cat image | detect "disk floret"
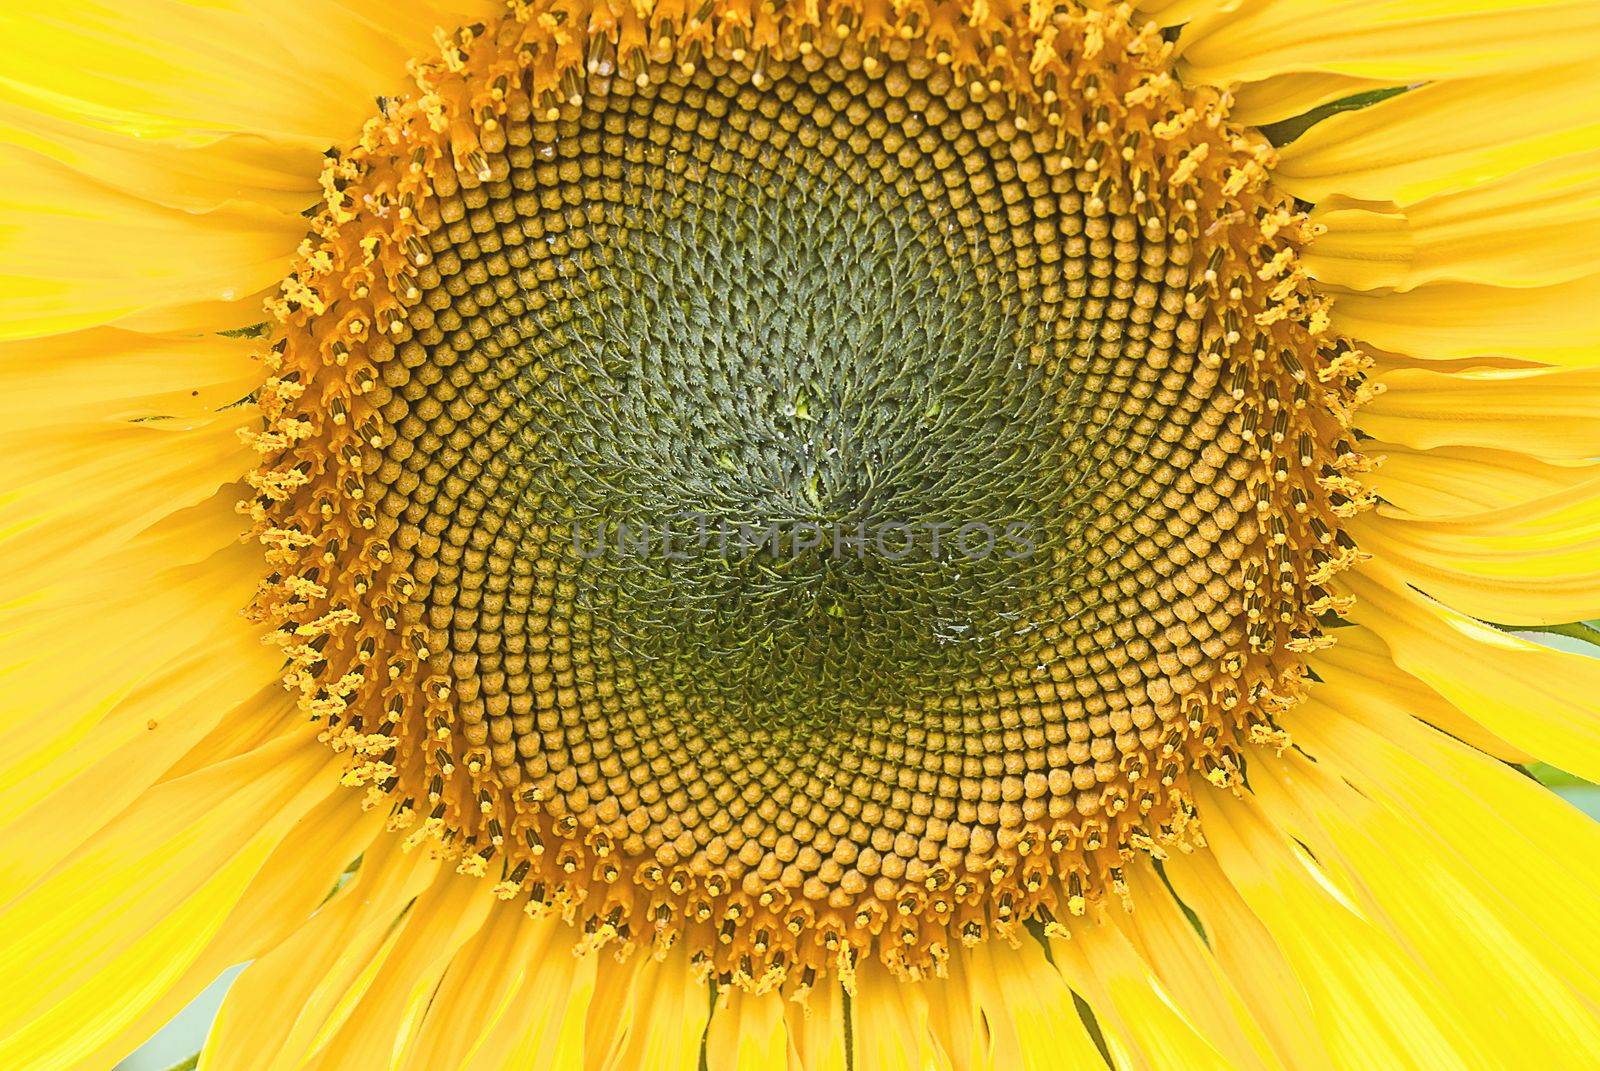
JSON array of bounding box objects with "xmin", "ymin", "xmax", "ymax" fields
[{"xmin": 245, "ymin": 0, "xmax": 1370, "ymax": 991}]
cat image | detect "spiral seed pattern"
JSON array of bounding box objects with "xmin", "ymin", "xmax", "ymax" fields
[{"xmin": 247, "ymin": 1, "xmax": 1372, "ymax": 990}]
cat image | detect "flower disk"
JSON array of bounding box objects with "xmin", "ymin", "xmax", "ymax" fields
[{"xmin": 247, "ymin": 0, "xmax": 1373, "ymax": 990}]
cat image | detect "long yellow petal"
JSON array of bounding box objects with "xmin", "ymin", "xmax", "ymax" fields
[
  {"xmin": 1046, "ymin": 920, "xmax": 1238, "ymax": 1071},
  {"xmin": 1243, "ymin": 752, "xmax": 1600, "ymax": 1068},
  {"xmin": 965, "ymin": 939, "xmax": 1113, "ymax": 1071},
  {"xmin": 0, "ymin": 728, "xmax": 337, "ymax": 1070},
  {"xmin": 201, "ymin": 836, "xmax": 443, "ymax": 1071},
  {"xmin": 1229, "ymin": 72, "xmax": 1401, "ymax": 126},
  {"xmin": 393, "ymin": 905, "xmax": 607, "ymax": 1071},
  {"xmin": 1128, "ymin": 0, "xmax": 1222, "ymax": 28},
  {"xmin": 1329, "ymin": 272, "xmax": 1600, "ymax": 367},
  {"xmin": 466, "ymin": 923, "xmax": 594, "ymax": 1071},
  {"xmin": 79, "ymin": 790, "xmax": 383, "ymax": 1071},
  {"xmin": 1298, "ymin": 693, "xmax": 1600, "ymax": 902},
  {"xmin": 0, "ymin": 0, "xmax": 501, "ymax": 251},
  {"xmin": 0, "ymin": 145, "xmax": 301, "ymax": 339},
  {"xmin": 1307, "ymin": 152, "xmax": 1600, "ymax": 291},
  {"xmin": 1346, "ymin": 561, "xmax": 1600, "ymax": 781},
  {"xmin": 0, "ymin": 97, "xmax": 318, "ymax": 215},
  {"xmin": 0, "ymin": 539, "xmax": 275, "ymax": 832},
  {"xmin": 1151, "ymin": 843, "xmax": 1333, "ymax": 1069},
  {"xmin": 0, "ymin": 328, "xmax": 259, "ymax": 429},
  {"xmin": 300, "ymin": 873, "xmax": 497, "ymax": 1071},
  {"xmin": 580, "ymin": 947, "xmax": 708, "ymax": 1071},
  {"xmin": 705, "ymin": 990, "xmax": 790, "ymax": 1071},
  {"xmin": 1359, "ymin": 364, "xmax": 1600, "ymax": 461},
  {"xmin": 850, "ymin": 958, "xmax": 953, "ymax": 1071},
  {"xmin": 1273, "ymin": 64, "xmax": 1600, "ymax": 204},
  {"xmin": 1353, "ymin": 480, "xmax": 1600, "ymax": 624},
  {"xmin": 1112, "ymin": 864, "xmax": 1292, "ymax": 1071},
  {"xmin": 1177, "ymin": 794, "xmax": 1485, "ymax": 1070},
  {"xmin": 1, "ymin": 415, "xmax": 254, "ymax": 596},
  {"xmin": 246, "ymin": 877, "xmax": 598, "ymax": 1069},
  {"xmin": 395, "ymin": 908, "xmax": 560, "ymax": 1071},
  {"xmin": 578, "ymin": 943, "xmax": 645, "ymax": 1071},
  {"xmin": 785, "ymin": 981, "xmax": 847, "ymax": 1071},
  {"xmin": 916, "ymin": 958, "xmax": 987, "ymax": 1071},
  {"xmin": 1177, "ymin": 0, "xmax": 1600, "ymax": 86},
  {"xmin": 1367, "ymin": 445, "xmax": 1594, "ymax": 519},
  {"xmin": 0, "ymin": 677, "xmax": 283, "ymax": 911},
  {"xmin": 0, "ymin": 1, "xmax": 493, "ymax": 147},
  {"xmin": 1308, "ymin": 625, "xmax": 1532, "ymax": 763},
  {"xmin": 1290, "ymin": 693, "xmax": 1600, "ymax": 992}
]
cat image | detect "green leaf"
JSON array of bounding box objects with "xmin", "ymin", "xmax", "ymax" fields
[
  {"xmin": 1527, "ymin": 761, "xmax": 1587, "ymax": 789},
  {"xmin": 1260, "ymin": 86, "xmax": 1410, "ymax": 146},
  {"xmin": 1535, "ymin": 621, "xmax": 1600, "ymax": 648}
]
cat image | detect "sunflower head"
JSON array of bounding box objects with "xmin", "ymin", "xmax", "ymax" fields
[
  {"xmin": 9, "ymin": 0, "xmax": 1600, "ymax": 1067},
  {"xmin": 243, "ymin": 0, "xmax": 1370, "ymax": 989}
]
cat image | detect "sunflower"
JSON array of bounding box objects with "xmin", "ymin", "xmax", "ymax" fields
[{"xmin": 4, "ymin": 0, "xmax": 1600, "ymax": 1067}]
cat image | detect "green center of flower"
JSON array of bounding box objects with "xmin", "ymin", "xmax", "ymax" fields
[{"xmin": 486, "ymin": 91, "xmax": 1074, "ymax": 731}]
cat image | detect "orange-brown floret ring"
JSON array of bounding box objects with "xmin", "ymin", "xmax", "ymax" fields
[{"xmin": 243, "ymin": 0, "xmax": 1372, "ymax": 992}]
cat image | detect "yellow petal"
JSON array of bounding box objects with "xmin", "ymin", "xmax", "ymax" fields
[
  {"xmin": 1308, "ymin": 153, "xmax": 1600, "ymax": 291},
  {"xmin": 1308, "ymin": 624, "xmax": 1532, "ymax": 763},
  {"xmin": 578, "ymin": 946, "xmax": 707, "ymax": 1071},
  {"xmin": 1230, "ymin": 72, "xmax": 1401, "ymax": 127},
  {"xmin": 1244, "ymin": 751, "xmax": 1600, "ymax": 1067},
  {"xmin": 1273, "ymin": 64, "xmax": 1600, "ymax": 204},
  {"xmin": 113, "ymin": 287, "xmax": 284, "ymax": 336},
  {"xmin": 1128, "ymin": 0, "xmax": 1221, "ymax": 27},
  {"xmin": 1346, "ymin": 560, "xmax": 1600, "ymax": 781},
  {"xmin": 1152, "ymin": 840, "xmax": 1334, "ymax": 1069},
  {"xmin": 0, "ymin": 97, "xmax": 319, "ymax": 215},
  {"xmin": 1176, "ymin": 794, "xmax": 1485, "ymax": 1070},
  {"xmin": 965, "ymin": 939, "xmax": 1114, "ymax": 1071},
  {"xmin": 1329, "ymin": 272, "xmax": 1600, "ymax": 367},
  {"xmin": 202, "ymin": 837, "xmax": 444, "ymax": 1071},
  {"xmin": 0, "ymin": 728, "xmax": 337, "ymax": 1069},
  {"xmin": 850, "ymin": 958, "xmax": 953, "ymax": 1071},
  {"xmin": 916, "ymin": 959, "xmax": 987, "ymax": 1071},
  {"xmin": 705, "ymin": 990, "xmax": 790, "ymax": 1071},
  {"xmin": 1046, "ymin": 920, "xmax": 1239, "ymax": 1071},
  {"xmin": 0, "ymin": 539, "xmax": 274, "ymax": 834},
  {"xmin": 579, "ymin": 945, "xmax": 646, "ymax": 1071},
  {"xmin": 1353, "ymin": 479, "xmax": 1600, "ymax": 623},
  {"xmin": 1368, "ymin": 445, "xmax": 1594, "ymax": 519},
  {"xmin": 464, "ymin": 924, "xmax": 594, "ymax": 1071},
  {"xmin": 0, "ymin": 0, "xmax": 502, "ymax": 340},
  {"xmin": 1304, "ymin": 684, "xmax": 1600, "ymax": 882},
  {"xmin": 0, "ymin": 145, "xmax": 301, "ymax": 339},
  {"xmin": 1302, "ymin": 203, "xmax": 1414, "ymax": 292},
  {"xmin": 300, "ymin": 873, "xmax": 497, "ymax": 1071},
  {"xmin": 397, "ymin": 909, "xmax": 561, "ymax": 1071},
  {"xmin": 0, "ymin": 1, "xmax": 492, "ymax": 148},
  {"xmin": 1179, "ymin": 1, "xmax": 1600, "ymax": 89},
  {"xmin": 785, "ymin": 981, "xmax": 847, "ymax": 1071},
  {"xmin": 1360, "ymin": 364, "xmax": 1600, "ymax": 461},
  {"xmin": 1291, "ymin": 692, "xmax": 1600, "ymax": 984},
  {"xmin": 398, "ymin": 906, "xmax": 608, "ymax": 1071},
  {"xmin": 0, "ymin": 0, "xmax": 500, "ymax": 259},
  {"xmin": 0, "ymin": 677, "xmax": 285, "ymax": 910},
  {"xmin": 1, "ymin": 412, "xmax": 255, "ymax": 596},
  {"xmin": 77, "ymin": 790, "xmax": 383, "ymax": 1070},
  {"xmin": 0, "ymin": 328, "xmax": 260, "ymax": 429},
  {"xmin": 1112, "ymin": 864, "xmax": 1291, "ymax": 1071}
]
